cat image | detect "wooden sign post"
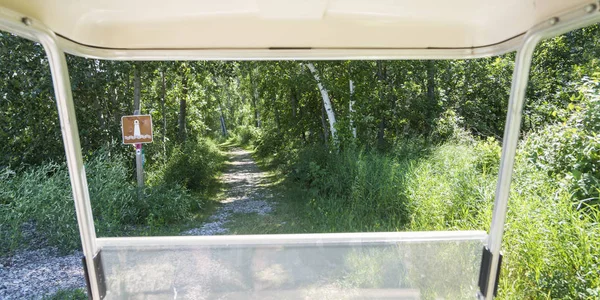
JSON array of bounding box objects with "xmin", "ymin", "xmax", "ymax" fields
[{"xmin": 122, "ymin": 115, "xmax": 153, "ymax": 194}]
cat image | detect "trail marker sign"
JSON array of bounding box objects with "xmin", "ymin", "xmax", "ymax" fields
[{"xmin": 121, "ymin": 115, "xmax": 153, "ymax": 144}]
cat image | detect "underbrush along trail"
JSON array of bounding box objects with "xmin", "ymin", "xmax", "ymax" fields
[{"xmin": 0, "ymin": 147, "xmax": 275, "ymax": 299}]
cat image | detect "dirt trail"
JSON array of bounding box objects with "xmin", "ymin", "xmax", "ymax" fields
[
  {"xmin": 184, "ymin": 147, "xmax": 273, "ymax": 235},
  {"xmin": 0, "ymin": 148, "xmax": 272, "ymax": 299}
]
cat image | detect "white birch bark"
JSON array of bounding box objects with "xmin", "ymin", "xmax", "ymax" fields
[
  {"xmin": 306, "ymin": 63, "xmax": 337, "ymax": 142},
  {"xmin": 349, "ymin": 79, "xmax": 356, "ymax": 138}
]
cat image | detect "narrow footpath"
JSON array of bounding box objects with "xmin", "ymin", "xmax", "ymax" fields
[
  {"xmin": 184, "ymin": 147, "xmax": 274, "ymax": 235},
  {"xmin": 0, "ymin": 148, "xmax": 278, "ymax": 299}
]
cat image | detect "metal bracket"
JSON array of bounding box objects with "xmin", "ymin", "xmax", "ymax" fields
[
  {"xmin": 82, "ymin": 252, "xmax": 106, "ymax": 299},
  {"xmin": 478, "ymin": 246, "xmax": 502, "ymax": 298}
]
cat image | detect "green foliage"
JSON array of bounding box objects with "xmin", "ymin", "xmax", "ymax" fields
[
  {"xmin": 142, "ymin": 183, "xmax": 196, "ymax": 227},
  {"xmin": 231, "ymin": 125, "xmax": 261, "ymax": 146},
  {"xmin": 2, "ymin": 22, "xmax": 600, "ymax": 299},
  {"xmin": 431, "ymin": 108, "xmax": 474, "ymax": 143},
  {"xmin": 406, "ymin": 143, "xmax": 494, "ymax": 231},
  {"xmin": 474, "ymin": 137, "xmax": 502, "ymax": 174},
  {"xmin": 290, "ymin": 146, "xmax": 410, "ymax": 231},
  {"xmin": 0, "ymin": 162, "xmax": 74, "ymax": 251},
  {"xmin": 0, "ymin": 147, "xmax": 197, "ymax": 253},
  {"xmin": 499, "ymin": 155, "xmax": 600, "ymax": 299},
  {"xmin": 43, "ymin": 288, "xmax": 87, "ymax": 300},
  {"xmin": 160, "ymin": 138, "xmax": 224, "ymax": 191},
  {"xmin": 277, "ymin": 131, "xmax": 599, "ymax": 298},
  {"xmin": 525, "ymin": 80, "xmax": 600, "ymax": 204},
  {"xmin": 254, "ymin": 128, "xmax": 302, "ymax": 168}
]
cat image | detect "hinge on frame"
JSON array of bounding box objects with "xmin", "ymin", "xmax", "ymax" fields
[
  {"xmin": 477, "ymin": 246, "xmax": 502, "ymax": 298},
  {"xmin": 82, "ymin": 251, "xmax": 106, "ymax": 299}
]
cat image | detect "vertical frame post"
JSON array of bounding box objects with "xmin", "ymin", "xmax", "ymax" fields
[
  {"xmin": 30, "ymin": 21, "xmax": 102, "ymax": 299},
  {"xmin": 483, "ymin": 3, "xmax": 600, "ymax": 299},
  {"xmin": 482, "ymin": 35, "xmax": 539, "ymax": 300}
]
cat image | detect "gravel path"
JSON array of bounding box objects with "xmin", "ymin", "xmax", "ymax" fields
[
  {"xmin": 0, "ymin": 148, "xmax": 270, "ymax": 299},
  {"xmin": 183, "ymin": 148, "xmax": 273, "ymax": 235},
  {"xmin": 0, "ymin": 248, "xmax": 85, "ymax": 299}
]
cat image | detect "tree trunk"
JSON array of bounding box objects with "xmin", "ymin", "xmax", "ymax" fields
[
  {"xmin": 273, "ymin": 95, "xmax": 281, "ymax": 133},
  {"xmin": 321, "ymin": 104, "xmax": 329, "ymax": 144},
  {"xmin": 178, "ymin": 71, "xmax": 188, "ymax": 143},
  {"xmin": 95, "ymin": 94, "xmax": 105, "ymax": 131},
  {"xmin": 236, "ymin": 76, "xmax": 245, "ymax": 104},
  {"xmin": 377, "ymin": 118, "xmax": 385, "ymax": 149},
  {"xmin": 250, "ymin": 69, "xmax": 261, "ymax": 128},
  {"xmin": 111, "ymin": 87, "xmax": 120, "ymax": 125},
  {"xmin": 426, "ymin": 60, "xmax": 436, "ymax": 130},
  {"xmin": 290, "ymin": 87, "xmax": 298, "ymax": 119},
  {"xmin": 376, "ymin": 61, "xmax": 387, "ymax": 149},
  {"xmin": 226, "ymin": 80, "xmax": 234, "ymax": 127},
  {"xmin": 219, "ymin": 101, "xmax": 228, "ymax": 137},
  {"xmin": 161, "ymin": 69, "xmax": 167, "ymax": 158},
  {"xmin": 297, "ymin": 90, "xmax": 307, "ymax": 143},
  {"xmin": 133, "ymin": 66, "xmax": 141, "ymax": 114},
  {"xmin": 349, "ymin": 79, "xmax": 356, "ymax": 139},
  {"xmin": 306, "ymin": 63, "xmax": 337, "ymax": 143},
  {"xmin": 212, "ymin": 76, "xmax": 228, "ymax": 137}
]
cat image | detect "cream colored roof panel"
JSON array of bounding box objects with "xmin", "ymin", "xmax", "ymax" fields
[{"xmin": 0, "ymin": 0, "xmax": 594, "ymax": 50}]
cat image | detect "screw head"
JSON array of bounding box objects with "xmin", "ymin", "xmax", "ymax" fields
[
  {"xmin": 549, "ymin": 17, "xmax": 559, "ymax": 25},
  {"xmin": 21, "ymin": 17, "xmax": 31, "ymax": 26},
  {"xmin": 585, "ymin": 4, "xmax": 597, "ymax": 13}
]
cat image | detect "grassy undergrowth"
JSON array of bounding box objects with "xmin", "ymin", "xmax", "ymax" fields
[
  {"xmin": 43, "ymin": 288, "xmax": 87, "ymax": 300},
  {"xmin": 245, "ymin": 87, "xmax": 600, "ymax": 299},
  {"xmin": 251, "ymin": 131, "xmax": 599, "ymax": 299},
  {"xmin": 0, "ymin": 138, "xmax": 225, "ymax": 254}
]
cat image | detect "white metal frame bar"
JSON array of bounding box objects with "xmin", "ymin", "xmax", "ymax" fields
[
  {"xmin": 97, "ymin": 230, "xmax": 488, "ymax": 249},
  {"xmin": 483, "ymin": 2, "xmax": 600, "ymax": 299},
  {"xmin": 0, "ymin": 8, "xmax": 101, "ymax": 300},
  {"xmin": 55, "ymin": 36, "xmax": 523, "ymax": 61},
  {"xmin": 0, "ymin": 2, "xmax": 599, "ymax": 299}
]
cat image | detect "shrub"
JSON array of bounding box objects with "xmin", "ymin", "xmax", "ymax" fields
[
  {"xmin": 0, "ymin": 162, "xmax": 79, "ymax": 252},
  {"xmin": 232, "ymin": 125, "xmax": 261, "ymax": 146},
  {"xmin": 474, "ymin": 136, "xmax": 502, "ymax": 175},
  {"xmin": 0, "ymin": 146, "xmax": 199, "ymax": 253},
  {"xmin": 161, "ymin": 138, "xmax": 224, "ymax": 191},
  {"xmin": 142, "ymin": 183, "xmax": 195, "ymax": 226},
  {"xmin": 405, "ymin": 143, "xmax": 494, "ymax": 231},
  {"xmin": 431, "ymin": 108, "xmax": 469, "ymax": 142},
  {"xmin": 255, "ymin": 129, "xmax": 285, "ymax": 158},
  {"xmin": 524, "ymin": 82, "xmax": 600, "ymax": 204},
  {"xmin": 291, "ymin": 146, "xmax": 410, "ymax": 231},
  {"xmin": 284, "ymin": 131, "xmax": 599, "ymax": 298}
]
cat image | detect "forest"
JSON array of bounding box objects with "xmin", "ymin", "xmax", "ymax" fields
[{"xmin": 1, "ymin": 24, "xmax": 600, "ymax": 299}]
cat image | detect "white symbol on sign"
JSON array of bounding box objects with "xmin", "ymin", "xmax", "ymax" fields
[{"xmin": 134, "ymin": 120, "xmax": 141, "ymax": 137}]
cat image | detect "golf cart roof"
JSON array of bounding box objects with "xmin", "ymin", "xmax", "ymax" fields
[{"xmin": 0, "ymin": 0, "xmax": 593, "ymax": 59}]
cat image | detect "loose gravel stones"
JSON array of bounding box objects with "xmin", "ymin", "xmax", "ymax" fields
[
  {"xmin": 0, "ymin": 248, "xmax": 85, "ymax": 299},
  {"xmin": 1, "ymin": 148, "xmax": 272, "ymax": 299},
  {"xmin": 184, "ymin": 148, "xmax": 274, "ymax": 236}
]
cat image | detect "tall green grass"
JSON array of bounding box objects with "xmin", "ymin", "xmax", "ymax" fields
[
  {"xmin": 271, "ymin": 86, "xmax": 600, "ymax": 298},
  {"xmin": 0, "ymin": 139, "xmax": 224, "ymax": 254},
  {"xmin": 284, "ymin": 133, "xmax": 599, "ymax": 298}
]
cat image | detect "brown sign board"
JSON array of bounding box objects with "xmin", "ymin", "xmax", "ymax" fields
[{"xmin": 121, "ymin": 115, "xmax": 153, "ymax": 144}]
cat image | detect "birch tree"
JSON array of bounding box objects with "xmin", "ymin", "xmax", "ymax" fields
[
  {"xmin": 349, "ymin": 79, "xmax": 356, "ymax": 139},
  {"xmin": 306, "ymin": 62, "xmax": 337, "ymax": 143}
]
